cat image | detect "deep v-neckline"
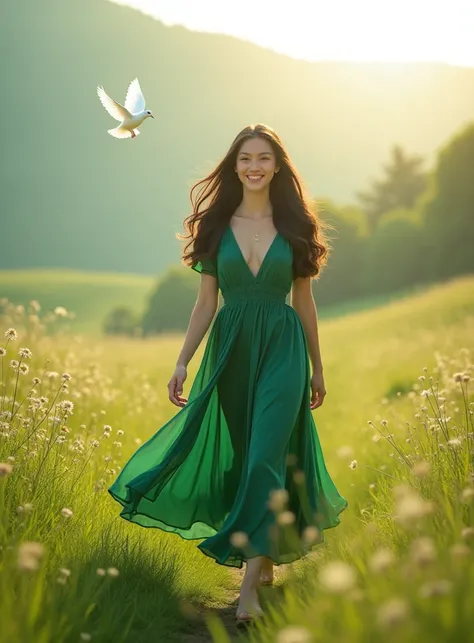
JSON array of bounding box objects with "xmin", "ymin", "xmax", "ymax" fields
[{"xmin": 228, "ymin": 223, "xmax": 279, "ymax": 281}]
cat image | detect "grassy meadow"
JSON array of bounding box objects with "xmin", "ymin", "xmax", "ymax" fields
[
  {"xmin": 0, "ymin": 274, "xmax": 473, "ymax": 642},
  {"xmin": 0, "ymin": 270, "xmax": 154, "ymax": 336}
]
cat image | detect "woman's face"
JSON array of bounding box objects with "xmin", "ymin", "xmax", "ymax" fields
[{"xmin": 234, "ymin": 137, "xmax": 279, "ymax": 191}]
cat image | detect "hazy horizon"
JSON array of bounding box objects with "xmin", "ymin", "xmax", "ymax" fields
[{"xmin": 110, "ymin": 0, "xmax": 474, "ymax": 68}]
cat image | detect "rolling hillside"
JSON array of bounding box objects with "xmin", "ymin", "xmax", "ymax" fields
[{"xmin": 1, "ymin": 0, "xmax": 474, "ymax": 275}]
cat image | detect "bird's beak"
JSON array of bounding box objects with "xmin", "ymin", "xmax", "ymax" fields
[{"xmin": 151, "ymin": 114, "xmax": 155, "ymax": 119}]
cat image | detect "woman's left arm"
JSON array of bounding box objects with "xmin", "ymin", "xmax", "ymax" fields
[{"xmin": 291, "ymin": 276, "xmax": 326, "ymax": 409}]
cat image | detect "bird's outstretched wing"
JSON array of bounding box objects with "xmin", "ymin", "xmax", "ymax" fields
[
  {"xmin": 97, "ymin": 85, "xmax": 131, "ymax": 122},
  {"xmin": 124, "ymin": 77, "xmax": 146, "ymax": 115}
]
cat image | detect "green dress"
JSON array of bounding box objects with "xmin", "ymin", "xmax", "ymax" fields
[{"xmin": 108, "ymin": 224, "xmax": 348, "ymax": 568}]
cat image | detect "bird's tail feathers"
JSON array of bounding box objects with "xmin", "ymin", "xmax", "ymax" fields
[{"xmin": 107, "ymin": 126, "xmax": 141, "ymax": 139}]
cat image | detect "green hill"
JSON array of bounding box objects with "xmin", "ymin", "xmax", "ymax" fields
[
  {"xmin": 2, "ymin": 0, "xmax": 474, "ymax": 275},
  {"xmin": 0, "ymin": 269, "xmax": 154, "ymax": 336}
]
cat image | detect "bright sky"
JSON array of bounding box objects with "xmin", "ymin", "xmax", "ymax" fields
[{"xmin": 111, "ymin": 0, "xmax": 474, "ymax": 67}]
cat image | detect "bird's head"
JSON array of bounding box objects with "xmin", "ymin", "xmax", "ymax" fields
[{"xmin": 145, "ymin": 110, "xmax": 155, "ymax": 119}]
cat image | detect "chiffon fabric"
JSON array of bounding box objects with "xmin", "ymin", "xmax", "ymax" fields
[{"xmin": 108, "ymin": 224, "xmax": 348, "ymax": 568}]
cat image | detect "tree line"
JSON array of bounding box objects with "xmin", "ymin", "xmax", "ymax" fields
[{"xmin": 104, "ymin": 121, "xmax": 474, "ymax": 336}]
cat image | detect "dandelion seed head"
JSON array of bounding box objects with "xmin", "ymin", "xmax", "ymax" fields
[
  {"xmin": 0, "ymin": 462, "xmax": 13, "ymax": 477},
  {"xmin": 349, "ymin": 460, "xmax": 358, "ymax": 470},
  {"xmin": 369, "ymin": 547, "xmax": 396, "ymax": 574},
  {"xmin": 277, "ymin": 510, "xmax": 296, "ymax": 526},
  {"xmin": 377, "ymin": 597, "xmax": 410, "ymax": 629},
  {"xmin": 276, "ymin": 626, "xmax": 313, "ymax": 643},
  {"xmin": 19, "ymin": 364, "xmax": 29, "ymax": 375},
  {"xmin": 461, "ymin": 527, "xmax": 474, "ymax": 542},
  {"xmin": 0, "ymin": 348, "xmax": 6, "ymax": 357},
  {"xmin": 5, "ymin": 328, "xmax": 18, "ymax": 340},
  {"xmin": 60, "ymin": 507, "xmax": 73, "ymax": 519},
  {"xmin": 267, "ymin": 488, "xmax": 289, "ymax": 512},
  {"xmin": 410, "ymin": 536, "xmax": 437, "ymax": 566},
  {"xmin": 419, "ymin": 579, "xmax": 453, "ymax": 598},
  {"xmin": 230, "ymin": 531, "xmax": 249, "ymax": 548},
  {"xmin": 318, "ymin": 560, "xmax": 357, "ymax": 594},
  {"xmin": 19, "ymin": 347, "xmax": 32, "ymax": 359},
  {"xmin": 450, "ymin": 543, "xmax": 470, "ymax": 559},
  {"xmin": 17, "ymin": 541, "xmax": 44, "ymax": 571},
  {"xmin": 106, "ymin": 567, "xmax": 119, "ymax": 577},
  {"xmin": 411, "ymin": 460, "xmax": 430, "ymax": 478}
]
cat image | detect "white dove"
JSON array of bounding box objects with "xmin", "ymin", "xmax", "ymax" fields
[{"xmin": 96, "ymin": 77, "xmax": 154, "ymax": 140}]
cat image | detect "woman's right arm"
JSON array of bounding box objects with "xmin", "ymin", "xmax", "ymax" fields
[{"xmin": 167, "ymin": 274, "xmax": 219, "ymax": 406}]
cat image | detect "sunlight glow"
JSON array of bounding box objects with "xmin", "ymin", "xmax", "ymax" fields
[{"xmin": 110, "ymin": 0, "xmax": 474, "ymax": 67}]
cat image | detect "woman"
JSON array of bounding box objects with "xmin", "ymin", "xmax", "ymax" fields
[{"xmin": 108, "ymin": 123, "xmax": 348, "ymax": 626}]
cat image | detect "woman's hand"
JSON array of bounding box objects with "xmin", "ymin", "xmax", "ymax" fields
[
  {"xmin": 168, "ymin": 365, "xmax": 188, "ymax": 407},
  {"xmin": 310, "ymin": 369, "xmax": 326, "ymax": 410}
]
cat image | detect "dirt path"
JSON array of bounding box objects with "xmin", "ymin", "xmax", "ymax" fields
[{"xmin": 176, "ymin": 567, "xmax": 283, "ymax": 642}]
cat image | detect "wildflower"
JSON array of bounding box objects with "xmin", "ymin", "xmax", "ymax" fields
[
  {"xmin": 29, "ymin": 300, "xmax": 41, "ymax": 312},
  {"xmin": 61, "ymin": 372, "xmax": 71, "ymax": 381},
  {"xmin": 411, "ymin": 461, "xmax": 430, "ymax": 478},
  {"xmin": 0, "ymin": 348, "xmax": 6, "ymax": 357},
  {"xmin": 349, "ymin": 460, "xmax": 358, "ymax": 470},
  {"xmin": 461, "ymin": 527, "xmax": 474, "ymax": 541},
  {"xmin": 59, "ymin": 400, "xmax": 74, "ymax": 415},
  {"xmin": 230, "ymin": 531, "xmax": 249, "ymax": 548},
  {"xmin": 32, "ymin": 377, "xmax": 41, "ymax": 385},
  {"xmin": 19, "ymin": 347, "xmax": 32, "ymax": 359},
  {"xmin": 54, "ymin": 306, "xmax": 69, "ymax": 317},
  {"xmin": 59, "ymin": 567, "xmax": 71, "ymax": 577},
  {"xmin": 19, "ymin": 364, "xmax": 29, "ymax": 375},
  {"xmin": 96, "ymin": 568, "xmax": 106, "ymax": 576},
  {"xmin": 0, "ymin": 462, "xmax": 13, "ymax": 477},
  {"xmin": 463, "ymin": 374, "xmax": 471, "ymax": 382},
  {"xmin": 117, "ymin": 429, "xmax": 124, "ymax": 436},
  {"xmin": 448, "ymin": 438, "xmax": 462, "ymax": 448},
  {"xmin": 336, "ymin": 445, "xmax": 354, "ymax": 458},
  {"xmin": 60, "ymin": 507, "xmax": 73, "ymax": 518},
  {"xmin": 267, "ymin": 489, "xmax": 289, "ymax": 512},
  {"xmin": 410, "ymin": 536, "xmax": 437, "ymax": 566},
  {"xmin": 419, "ymin": 580, "xmax": 453, "ymax": 598},
  {"xmin": 80, "ymin": 634, "xmax": 92, "ymax": 642},
  {"xmin": 302, "ymin": 526, "xmax": 320, "ymax": 545},
  {"xmin": 5, "ymin": 328, "xmax": 17, "ymax": 340},
  {"xmin": 453, "ymin": 372, "xmax": 464, "ymax": 382},
  {"xmin": 90, "ymin": 439, "xmax": 100, "ymax": 448},
  {"xmin": 106, "ymin": 567, "xmax": 119, "ymax": 577},
  {"xmin": 393, "ymin": 485, "xmax": 435, "ymax": 528},
  {"xmin": 318, "ymin": 560, "xmax": 357, "ymax": 594},
  {"xmin": 9, "ymin": 360, "xmax": 19, "ymax": 370},
  {"xmin": 276, "ymin": 626, "xmax": 312, "ymax": 643},
  {"xmin": 293, "ymin": 470, "xmax": 305, "ymax": 484},
  {"xmin": 277, "ymin": 510, "xmax": 296, "ymax": 526},
  {"xmin": 112, "ymin": 441, "xmax": 122, "ymax": 448},
  {"xmin": 369, "ymin": 547, "xmax": 396, "ymax": 574},
  {"xmin": 377, "ymin": 598, "xmax": 410, "ymax": 629},
  {"xmin": 17, "ymin": 541, "xmax": 44, "ymax": 571},
  {"xmin": 461, "ymin": 488, "xmax": 474, "ymax": 503},
  {"xmin": 450, "ymin": 543, "xmax": 470, "ymax": 559}
]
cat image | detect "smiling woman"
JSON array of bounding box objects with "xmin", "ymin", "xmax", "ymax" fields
[{"xmin": 108, "ymin": 123, "xmax": 348, "ymax": 625}]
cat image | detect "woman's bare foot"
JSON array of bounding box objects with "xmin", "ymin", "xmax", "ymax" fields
[
  {"xmin": 260, "ymin": 556, "xmax": 274, "ymax": 585},
  {"xmin": 236, "ymin": 557, "xmax": 264, "ymax": 621}
]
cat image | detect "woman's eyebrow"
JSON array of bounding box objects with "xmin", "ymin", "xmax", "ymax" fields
[{"xmin": 239, "ymin": 151, "xmax": 273, "ymax": 155}]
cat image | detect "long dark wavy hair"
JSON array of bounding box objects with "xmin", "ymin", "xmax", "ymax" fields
[{"xmin": 178, "ymin": 123, "xmax": 332, "ymax": 279}]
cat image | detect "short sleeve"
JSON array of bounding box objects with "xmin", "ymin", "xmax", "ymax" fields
[{"xmin": 191, "ymin": 255, "xmax": 217, "ymax": 278}]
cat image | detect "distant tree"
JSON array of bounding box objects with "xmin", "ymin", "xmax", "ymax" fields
[
  {"xmin": 312, "ymin": 200, "xmax": 366, "ymax": 304},
  {"xmin": 423, "ymin": 121, "xmax": 474, "ymax": 279},
  {"xmin": 141, "ymin": 267, "xmax": 203, "ymax": 336},
  {"xmin": 103, "ymin": 306, "xmax": 141, "ymax": 336},
  {"xmin": 357, "ymin": 145, "xmax": 428, "ymax": 234}
]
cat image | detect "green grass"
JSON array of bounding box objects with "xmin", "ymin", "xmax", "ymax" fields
[
  {"xmin": 0, "ymin": 274, "xmax": 473, "ymax": 642},
  {"xmin": 0, "ymin": 269, "xmax": 154, "ymax": 336}
]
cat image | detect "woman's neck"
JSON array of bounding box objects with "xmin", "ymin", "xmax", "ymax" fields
[{"xmin": 236, "ymin": 191, "xmax": 273, "ymax": 220}]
